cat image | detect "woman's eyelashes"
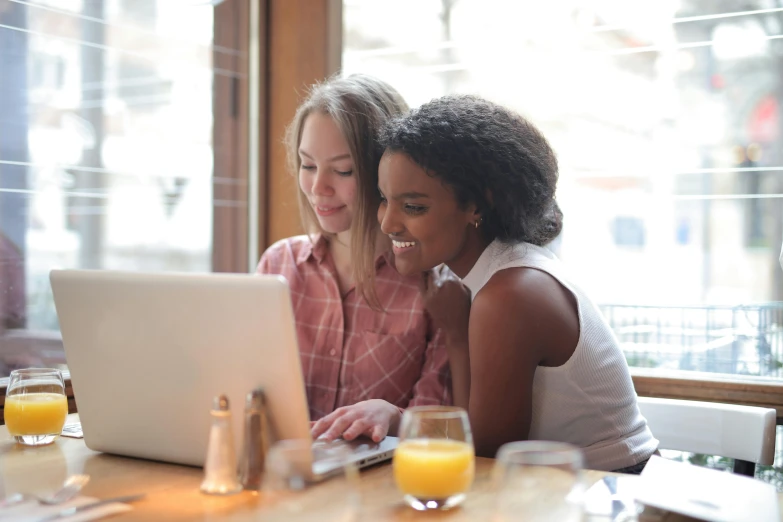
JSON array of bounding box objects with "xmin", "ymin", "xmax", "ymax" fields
[
  {"xmin": 299, "ymin": 164, "xmax": 353, "ymax": 176},
  {"xmin": 404, "ymin": 204, "xmax": 427, "ymax": 216},
  {"xmin": 378, "ymin": 191, "xmax": 427, "ymax": 216}
]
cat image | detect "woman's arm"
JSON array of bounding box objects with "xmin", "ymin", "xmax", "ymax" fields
[
  {"xmin": 467, "ymin": 267, "xmax": 579, "ymax": 457},
  {"xmin": 444, "ymin": 333, "xmax": 471, "ymax": 409},
  {"xmin": 420, "ymin": 266, "xmax": 473, "ymax": 408}
]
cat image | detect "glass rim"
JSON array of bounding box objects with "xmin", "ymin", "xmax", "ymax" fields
[
  {"xmin": 9, "ymin": 368, "xmax": 63, "ymax": 377},
  {"xmin": 403, "ymin": 405, "xmax": 468, "ymax": 419},
  {"xmin": 496, "ymin": 441, "xmax": 584, "ymax": 467}
]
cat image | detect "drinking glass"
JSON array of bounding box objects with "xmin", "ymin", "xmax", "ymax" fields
[
  {"xmin": 492, "ymin": 441, "xmax": 585, "ymax": 522},
  {"xmin": 261, "ymin": 439, "xmax": 359, "ymax": 521},
  {"xmin": 393, "ymin": 406, "xmax": 475, "ymax": 511},
  {"xmin": 4, "ymin": 368, "xmax": 68, "ymax": 446}
]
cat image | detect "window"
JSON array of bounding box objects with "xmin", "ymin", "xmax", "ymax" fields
[
  {"xmin": 343, "ymin": 0, "xmax": 783, "ymax": 382},
  {"xmin": 0, "ymin": 0, "xmax": 251, "ymax": 378},
  {"xmin": 344, "ymin": 0, "xmax": 783, "ymax": 485}
]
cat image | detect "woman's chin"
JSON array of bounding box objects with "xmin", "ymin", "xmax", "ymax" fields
[{"xmin": 391, "ymin": 257, "xmax": 419, "ymax": 276}]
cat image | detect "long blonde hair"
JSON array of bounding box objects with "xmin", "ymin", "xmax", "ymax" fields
[{"xmin": 285, "ymin": 74, "xmax": 409, "ymax": 308}]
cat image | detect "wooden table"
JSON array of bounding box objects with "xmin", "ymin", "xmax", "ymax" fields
[{"xmin": 1, "ymin": 415, "xmax": 780, "ymax": 521}]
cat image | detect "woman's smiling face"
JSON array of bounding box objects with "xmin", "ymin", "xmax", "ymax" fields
[
  {"xmin": 298, "ymin": 112, "xmax": 357, "ymax": 235},
  {"xmin": 377, "ymin": 151, "xmax": 482, "ymax": 277}
]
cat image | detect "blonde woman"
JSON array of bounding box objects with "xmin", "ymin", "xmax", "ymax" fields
[{"xmin": 257, "ymin": 75, "xmax": 450, "ymax": 443}]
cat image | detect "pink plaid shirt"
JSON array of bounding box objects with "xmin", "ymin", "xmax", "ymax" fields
[{"xmin": 257, "ymin": 235, "xmax": 451, "ymax": 420}]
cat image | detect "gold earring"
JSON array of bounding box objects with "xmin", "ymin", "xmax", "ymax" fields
[{"xmin": 474, "ymin": 218, "xmax": 481, "ymax": 229}]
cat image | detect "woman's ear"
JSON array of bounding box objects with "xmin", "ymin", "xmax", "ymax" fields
[{"xmin": 466, "ymin": 205, "xmax": 482, "ymax": 229}]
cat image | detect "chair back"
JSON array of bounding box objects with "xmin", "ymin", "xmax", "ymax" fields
[{"xmin": 637, "ymin": 397, "xmax": 776, "ymax": 473}]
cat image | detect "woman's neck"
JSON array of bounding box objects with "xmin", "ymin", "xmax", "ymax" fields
[
  {"xmin": 328, "ymin": 230, "xmax": 354, "ymax": 296},
  {"xmin": 447, "ymin": 234, "xmax": 493, "ymax": 279}
]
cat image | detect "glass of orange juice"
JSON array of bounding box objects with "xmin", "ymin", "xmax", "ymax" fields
[
  {"xmin": 393, "ymin": 406, "xmax": 474, "ymax": 511},
  {"xmin": 4, "ymin": 368, "xmax": 68, "ymax": 446}
]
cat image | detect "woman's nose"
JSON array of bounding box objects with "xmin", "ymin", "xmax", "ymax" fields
[
  {"xmin": 378, "ymin": 204, "xmax": 402, "ymax": 235},
  {"xmin": 311, "ymin": 169, "xmax": 333, "ymax": 196}
]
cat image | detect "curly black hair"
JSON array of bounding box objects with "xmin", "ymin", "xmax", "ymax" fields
[{"xmin": 378, "ymin": 94, "xmax": 563, "ymax": 246}]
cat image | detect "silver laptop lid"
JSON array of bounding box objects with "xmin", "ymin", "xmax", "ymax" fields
[{"xmin": 50, "ymin": 270, "xmax": 311, "ymax": 467}]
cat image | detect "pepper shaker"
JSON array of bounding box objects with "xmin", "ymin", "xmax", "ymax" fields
[{"xmin": 239, "ymin": 388, "xmax": 270, "ymax": 490}]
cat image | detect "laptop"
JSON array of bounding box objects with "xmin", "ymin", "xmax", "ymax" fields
[{"xmin": 49, "ymin": 270, "xmax": 396, "ymax": 478}]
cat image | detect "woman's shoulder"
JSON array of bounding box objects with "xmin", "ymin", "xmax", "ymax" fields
[
  {"xmin": 257, "ymin": 235, "xmax": 318, "ymax": 273},
  {"xmin": 472, "ymin": 266, "xmax": 580, "ymax": 360},
  {"xmin": 264, "ymin": 235, "xmax": 316, "ymax": 257},
  {"xmin": 475, "ymin": 266, "xmax": 575, "ymax": 326}
]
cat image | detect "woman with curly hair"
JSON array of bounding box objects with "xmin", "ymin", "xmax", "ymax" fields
[
  {"xmin": 375, "ymin": 94, "xmax": 658, "ymax": 473},
  {"xmin": 257, "ymin": 75, "xmax": 451, "ymax": 443}
]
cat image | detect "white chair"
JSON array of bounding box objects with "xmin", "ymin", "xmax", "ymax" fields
[{"xmin": 637, "ymin": 397, "xmax": 777, "ymax": 476}]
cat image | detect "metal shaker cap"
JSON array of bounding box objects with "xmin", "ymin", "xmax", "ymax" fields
[
  {"xmin": 213, "ymin": 394, "xmax": 230, "ymax": 411},
  {"xmin": 245, "ymin": 387, "xmax": 266, "ymax": 410}
]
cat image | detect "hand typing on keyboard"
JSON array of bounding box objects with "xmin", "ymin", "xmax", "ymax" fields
[{"xmin": 311, "ymin": 399, "xmax": 401, "ymax": 443}]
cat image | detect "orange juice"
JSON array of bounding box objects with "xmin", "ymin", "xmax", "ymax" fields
[
  {"xmin": 4, "ymin": 393, "xmax": 68, "ymax": 436},
  {"xmin": 393, "ymin": 439, "xmax": 475, "ymax": 499}
]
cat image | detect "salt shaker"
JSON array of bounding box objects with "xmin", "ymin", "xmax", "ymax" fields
[
  {"xmin": 200, "ymin": 394, "xmax": 242, "ymax": 495},
  {"xmin": 238, "ymin": 388, "xmax": 270, "ymax": 491}
]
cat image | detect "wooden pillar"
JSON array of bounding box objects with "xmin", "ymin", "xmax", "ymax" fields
[
  {"xmin": 263, "ymin": 0, "xmax": 342, "ymax": 247},
  {"xmin": 212, "ymin": 0, "xmax": 250, "ymax": 273}
]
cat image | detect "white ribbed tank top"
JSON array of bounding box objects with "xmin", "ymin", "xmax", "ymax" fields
[{"xmin": 462, "ymin": 240, "xmax": 658, "ymax": 471}]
